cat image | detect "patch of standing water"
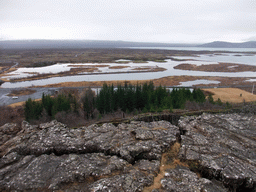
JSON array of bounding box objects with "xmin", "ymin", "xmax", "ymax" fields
[
  {"xmin": 3, "ymin": 62, "xmax": 161, "ymax": 80},
  {"xmin": 246, "ymin": 79, "xmax": 256, "ymax": 82},
  {"xmin": 115, "ymin": 59, "xmax": 132, "ymax": 62},
  {"xmin": 178, "ymin": 80, "xmax": 221, "ymax": 87},
  {"xmin": 4, "ymin": 63, "xmax": 72, "ymax": 79}
]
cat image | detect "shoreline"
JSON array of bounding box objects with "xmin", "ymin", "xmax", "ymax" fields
[{"xmin": 1, "ymin": 67, "xmax": 167, "ymax": 83}]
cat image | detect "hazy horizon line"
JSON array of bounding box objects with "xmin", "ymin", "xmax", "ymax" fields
[{"xmin": 1, "ymin": 39, "xmax": 255, "ymax": 44}]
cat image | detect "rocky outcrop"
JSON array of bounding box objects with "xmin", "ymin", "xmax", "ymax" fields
[
  {"xmin": 0, "ymin": 123, "xmax": 20, "ymax": 146},
  {"xmin": 160, "ymin": 166, "xmax": 227, "ymax": 192},
  {"xmin": 0, "ymin": 120, "xmax": 179, "ymax": 163},
  {"xmin": 178, "ymin": 113, "xmax": 256, "ymax": 191},
  {"xmin": 0, "ymin": 120, "xmax": 179, "ymax": 191},
  {"xmin": 0, "ymin": 113, "xmax": 256, "ymax": 191}
]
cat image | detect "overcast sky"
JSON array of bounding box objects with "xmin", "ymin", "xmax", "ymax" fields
[{"xmin": 1, "ymin": 0, "xmax": 256, "ymax": 43}]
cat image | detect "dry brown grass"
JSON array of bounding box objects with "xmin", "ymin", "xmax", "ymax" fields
[
  {"xmin": 7, "ymin": 89, "xmax": 36, "ymax": 96},
  {"xmin": 108, "ymin": 66, "xmax": 129, "ymax": 69},
  {"xmin": 35, "ymin": 80, "xmax": 154, "ymax": 88},
  {"xmin": 132, "ymin": 67, "xmax": 167, "ymax": 72},
  {"xmin": 30, "ymin": 75, "xmax": 254, "ymax": 89},
  {"xmin": 143, "ymin": 142, "xmax": 187, "ymax": 192},
  {"xmin": 203, "ymin": 88, "xmax": 256, "ymax": 103},
  {"xmin": 174, "ymin": 62, "xmax": 256, "ymax": 72},
  {"xmin": 8, "ymin": 101, "xmax": 26, "ymax": 108},
  {"xmin": 152, "ymin": 127, "xmax": 168, "ymax": 131},
  {"xmin": 8, "ymin": 98, "xmax": 42, "ymax": 108},
  {"xmin": 69, "ymin": 67, "xmax": 99, "ymax": 73}
]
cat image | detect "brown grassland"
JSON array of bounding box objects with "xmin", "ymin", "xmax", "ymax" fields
[
  {"xmin": 108, "ymin": 66, "xmax": 129, "ymax": 69},
  {"xmin": 7, "ymin": 88, "xmax": 36, "ymax": 96},
  {"xmin": 174, "ymin": 62, "xmax": 256, "ymax": 72},
  {"xmin": 203, "ymin": 88, "xmax": 256, "ymax": 103}
]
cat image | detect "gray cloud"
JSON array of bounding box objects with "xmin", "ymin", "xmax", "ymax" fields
[{"xmin": 1, "ymin": 0, "xmax": 256, "ymax": 43}]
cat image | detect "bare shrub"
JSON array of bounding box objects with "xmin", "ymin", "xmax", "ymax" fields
[
  {"xmin": 55, "ymin": 111, "xmax": 87, "ymax": 128},
  {"xmin": 184, "ymin": 100, "xmax": 225, "ymax": 111},
  {"xmin": 0, "ymin": 106, "xmax": 24, "ymax": 128},
  {"xmin": 184, "ymin": 101, "xmax": 201, "ymax": 111}
]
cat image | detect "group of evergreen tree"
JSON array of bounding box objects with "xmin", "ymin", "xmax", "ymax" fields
[
  {"xmin": 95, "ymin": 82, "xmax": 206, "ymax": 114},
  {"xmin": 24, "ymin": 93, "xmax": 78, "ymax": 121},
  {"xmin": 24, "ymin": 82, "xmax": 206, "ymax": 122}
]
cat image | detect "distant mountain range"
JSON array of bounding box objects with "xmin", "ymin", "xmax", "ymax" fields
[
  {"xmin": 0, "ymin": 40, "xmax": 196, "ymax": 49},
  {"xmin": 0, "ymin": 40, "xmax": 256, "ymax": 49},
  {"xmin": 198, "ymin": 41, "xmax": 256, "ymax": 48}
]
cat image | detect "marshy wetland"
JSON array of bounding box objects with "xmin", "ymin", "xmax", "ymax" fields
[{"xmin": 1, "ymin": 48, "xmax": 256, "ymax": 89}]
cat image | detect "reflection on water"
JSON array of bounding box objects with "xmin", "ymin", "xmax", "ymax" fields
[{"xmin": 2, "ymin": 52, "xmax": 256, "ymax": 88}]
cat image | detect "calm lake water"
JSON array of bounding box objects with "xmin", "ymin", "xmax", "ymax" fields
[{"xmin": 1, "ymin": 48, "xmax": 256, "ymax": 88}]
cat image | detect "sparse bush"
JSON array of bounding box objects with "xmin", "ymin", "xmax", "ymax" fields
[
  {"xmin": 207, "ymin": 94, "xmax": 215, "ymax": 104},
  {"xmin": 217, "ymin": 98, "xmax": 223, "ymax": 106},
  {"xmin": 55, "ymin": 111, "xmax": 86, "ymax": 128},
  {"xmin": 149, "ymin": 105, "xmax": 156, "ymax": 113},
  {"xmin": 226, "ymin": 102, "xmax": 232, "ymax": 109},
  {"xmin": 142, "ymin": 107, "xmax": 148, "ymax": 113},
  {"xmin": 133, "ymin": 109, "xmax": 139, "ymax": 115},
  {"xmin": 157, "ymin": 107, "xmax": 163, "ymax": 113},
  {"xmin": 184, "ymin": 101, "xmax": 200, "ymax": 111},
  {"xmin": 0, "ymin": 106, "xmax": 24, "ymax": 127}
]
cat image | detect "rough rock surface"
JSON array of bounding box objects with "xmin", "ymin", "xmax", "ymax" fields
[
  {"xmin": 0, "ymin": 112, "xmax": 256, "ymax": 191},
  {"xmin": 0, "ymin": 123, "xmax": 20, "ymax": 146},
  {"xmin": 178, "ymin": 113, "xmax": 256, "ymax": 191},
  {"xmin": 160, "ymin": 165, "xmax": 227, "ymax": 192},
  {"xmin": 0, "ymin": 120, "xmax": 179, "ymax": 163},
  {"xmin": 0, "ymin": 120, "xmax": 178, "ymax": 191}
]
